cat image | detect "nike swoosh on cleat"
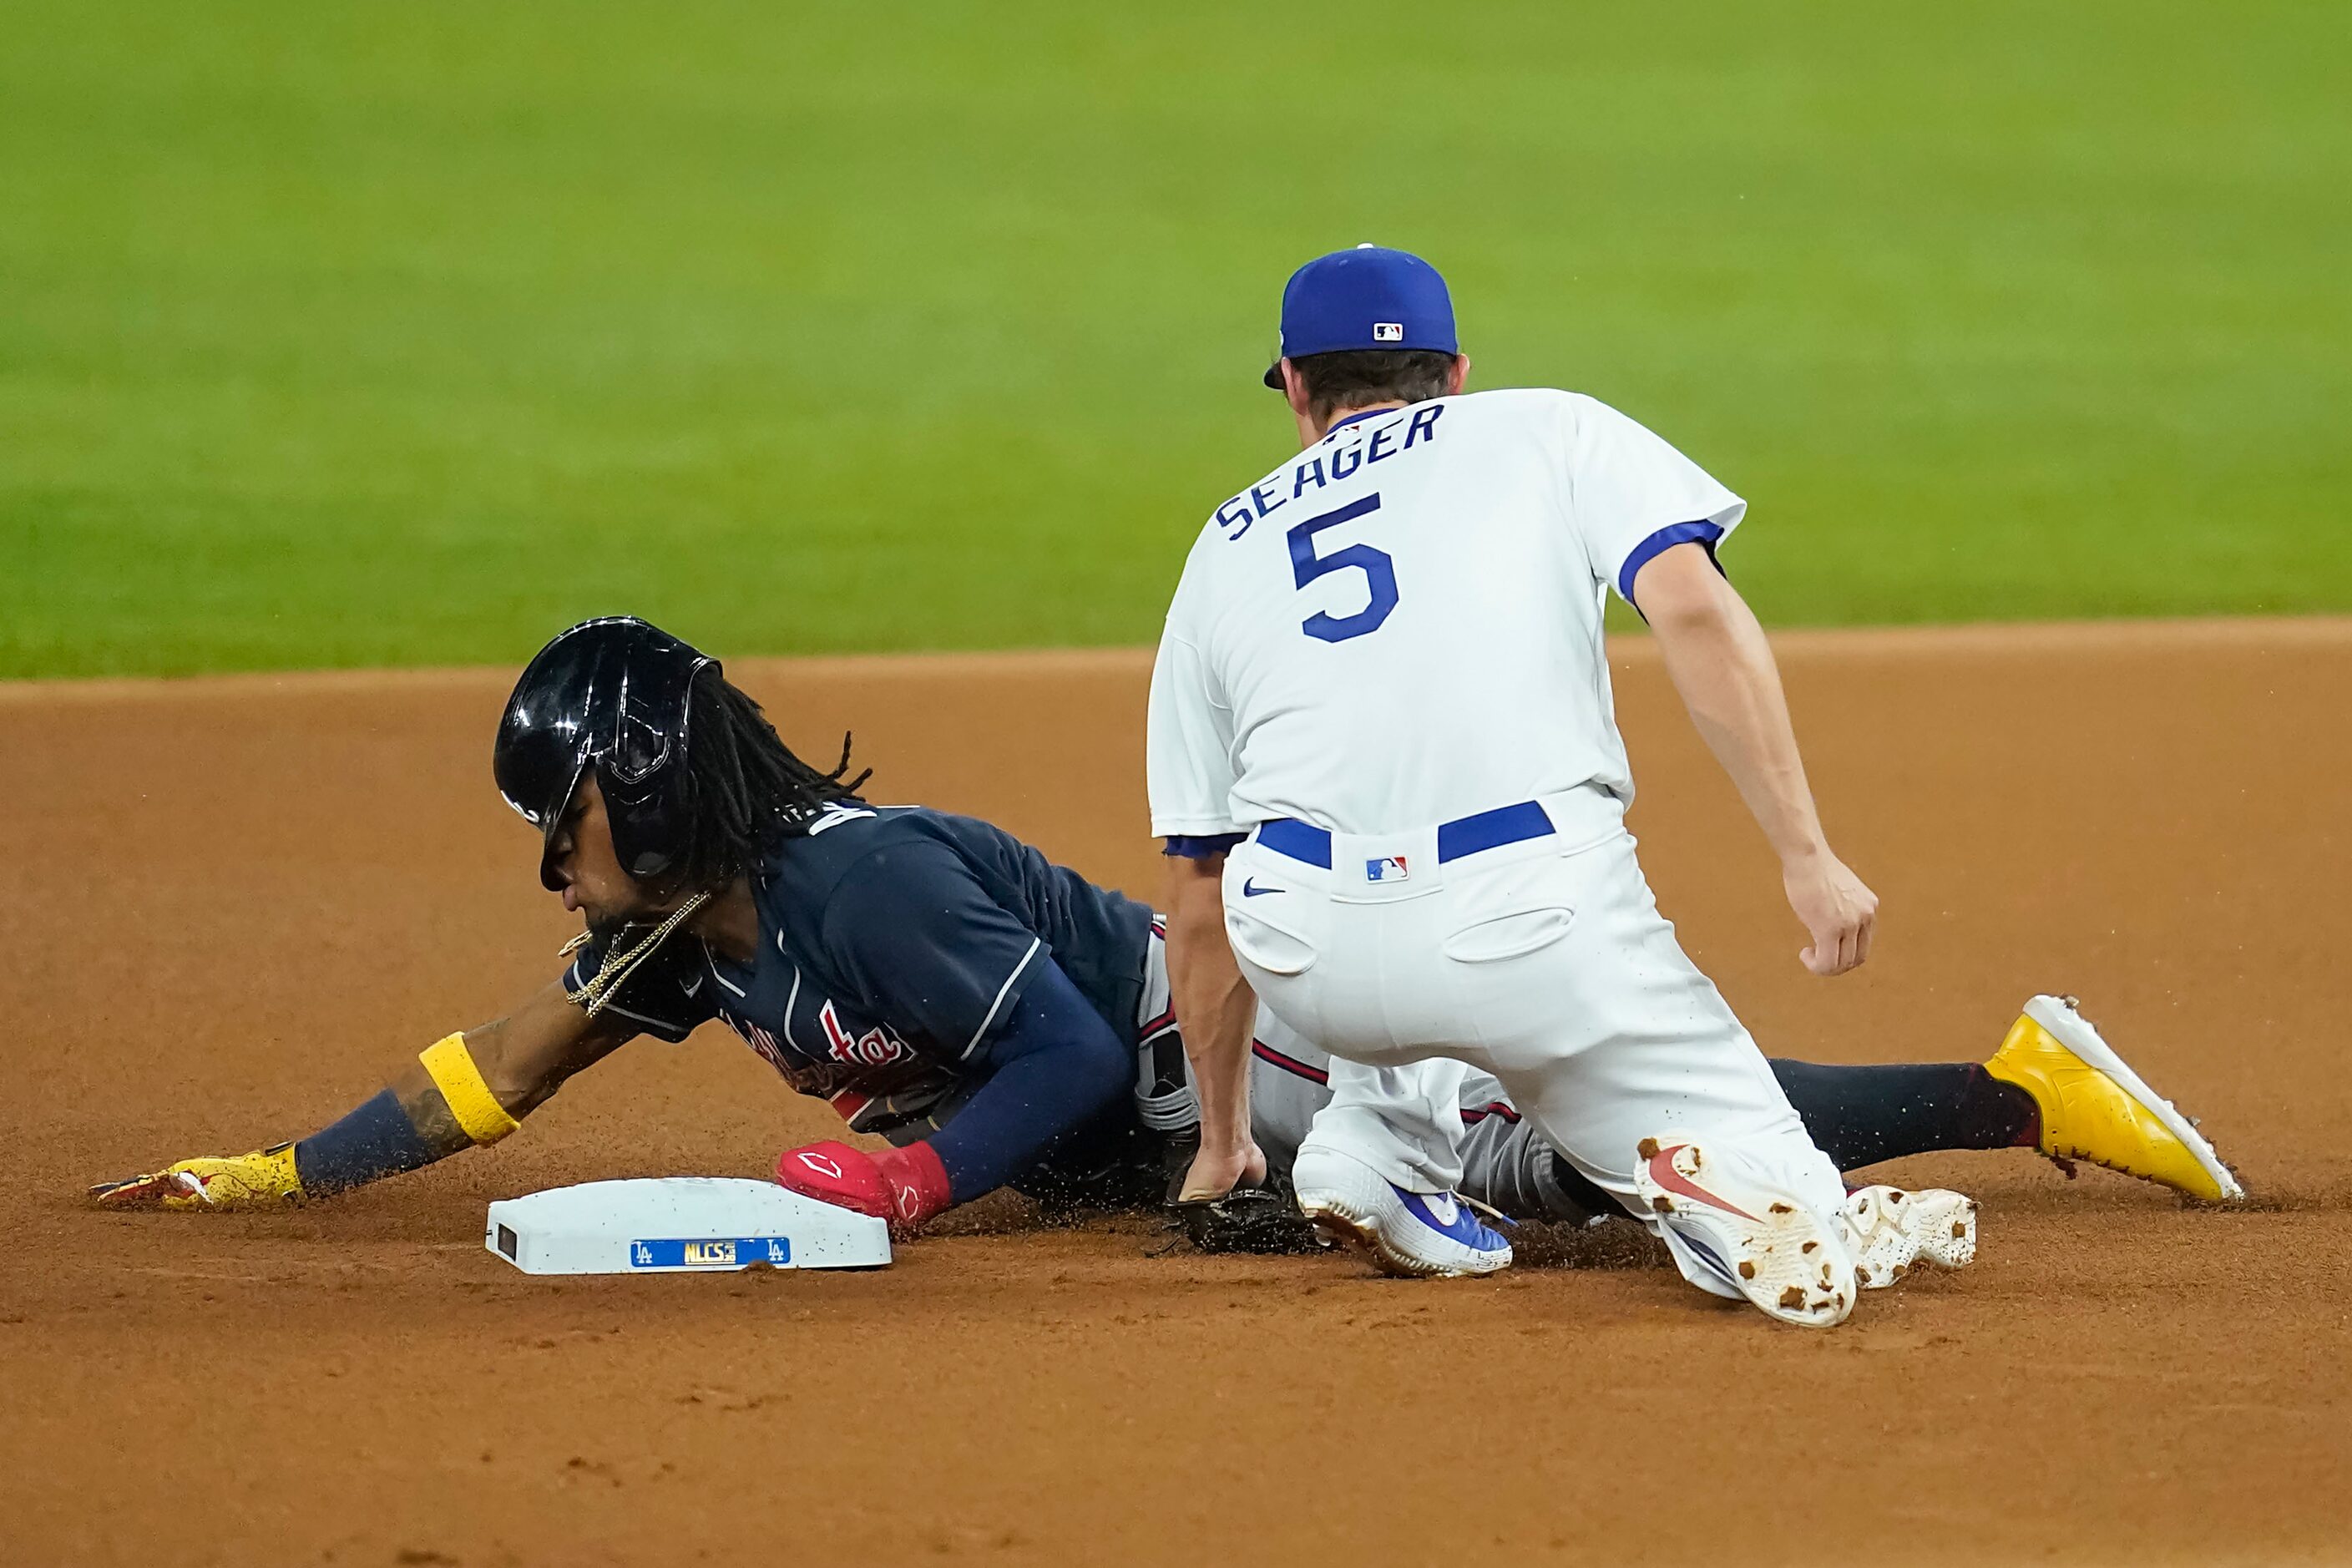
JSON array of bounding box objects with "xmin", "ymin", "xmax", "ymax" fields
[
  {"xmin": 1241, "ymin": 880, "xmax": 1283, "ymax": 898},
  {"xmin": 1396, "ymin": 1188, "xmax": 1506, "ymax": 1250},
  {"xmin": 1645, "ymin": 1144, "xmax": 1759, "ymax": 1222}
]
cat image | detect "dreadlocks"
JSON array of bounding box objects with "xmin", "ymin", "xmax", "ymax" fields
[{"xmin": 670, "ymin": 665, "xmax": 872, "ymax": 893}]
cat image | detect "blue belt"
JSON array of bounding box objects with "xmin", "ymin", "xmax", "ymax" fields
[{"xmin": 1255, "ymin": 800, "xmax": 1555, "ymax": 870}]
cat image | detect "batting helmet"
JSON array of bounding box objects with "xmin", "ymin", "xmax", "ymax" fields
[{"xmin": 493, "ymin": 616, "xmax": 716, "ymax": 893}]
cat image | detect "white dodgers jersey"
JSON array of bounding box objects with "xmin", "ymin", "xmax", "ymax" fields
[{"xmin": 1146, "ymin": 387, "xmax": 1745, "ymax": 839}]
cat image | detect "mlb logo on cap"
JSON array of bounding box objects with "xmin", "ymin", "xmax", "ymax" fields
[{"xmin": 1265, "ymin": 245, "xmax": 1457, "ymax": 387}]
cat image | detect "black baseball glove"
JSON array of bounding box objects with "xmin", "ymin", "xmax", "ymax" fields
[{"xmin": 1162, "ymin": 1151, "xmax": 1324, "ymax": 1255}]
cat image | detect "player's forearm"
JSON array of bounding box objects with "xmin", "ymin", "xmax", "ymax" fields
[
  {"xmin": 1641, "ymin": 556, "xmax": 1830, "ymax": 865},
  {"xmin": 295, "ymin": 1028, "xmax": 528, "ymax": 1195},
  {"xmin": 299, "ymin": 993, "xmax": 622, "ymax": 1197},
  {"xmin": 1165, "ymin": 859, "xmax": 1256, "ymax": 1161}
]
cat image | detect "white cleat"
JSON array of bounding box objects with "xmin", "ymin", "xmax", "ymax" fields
[
  {"xmin": 1843, "ymin": 1185, "xmax": 1978, "ymax": 1289},
  {"xmin": 1291, "ymin": 1145, "xmax": 1512, "ymax": 1279},
  {"xmin": 1633, "ymin": 1136, "xmax": 1856, "ymax": 1328}
]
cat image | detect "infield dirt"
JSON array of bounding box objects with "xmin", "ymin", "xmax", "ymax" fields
[{"xmin": 3, "ymin": 621, "xmax": 2348, "ymax": 1566}]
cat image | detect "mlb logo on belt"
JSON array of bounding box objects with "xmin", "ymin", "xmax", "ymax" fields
[{"xmin": 1365, "ymin": 855, "xmax": 1410, "ymax": 883}]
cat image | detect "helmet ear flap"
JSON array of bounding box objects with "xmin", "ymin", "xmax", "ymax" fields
[
  {"xmin": 599, "ymin": 650, "xmax": 713, "ymax": 889},
  {"xmin": 611, "ymin": 706, "xmax": 673, "ymax": 784},
  {"xmin": 606, "ymin": 650, "xmax": 710, "ymax": 786},
  {"xmin": 602, "ymin": 758, "xmax": 694, "ymax": 888}
]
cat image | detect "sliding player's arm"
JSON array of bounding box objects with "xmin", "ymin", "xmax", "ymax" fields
[
  {"xmin": 772, "ymin": 842, "xmax": 1137, "ymax": 1232},
  {"xmin": 91, "ymin": 979, "xmax": 638, "ymax": 1210}
]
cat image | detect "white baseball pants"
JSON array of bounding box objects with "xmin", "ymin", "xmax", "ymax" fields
[{"xmin": 1220, "ymin": 792, "xmax": 1845, "ymax": 1294}]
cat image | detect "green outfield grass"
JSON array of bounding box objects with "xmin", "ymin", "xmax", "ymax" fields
[{"xmin": 3, "ymin": 2, "xmax": 2346, "ymax": 676}]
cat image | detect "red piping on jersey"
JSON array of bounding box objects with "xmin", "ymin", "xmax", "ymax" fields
[{"xmin": 1250, "ymin": 1039, "xmax": 1330, "ymax": 1086}]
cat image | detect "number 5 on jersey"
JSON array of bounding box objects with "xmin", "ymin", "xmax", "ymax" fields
[{"xmin": 1287, "ymin": 493, "xmax": 1397, "ymax": 643}]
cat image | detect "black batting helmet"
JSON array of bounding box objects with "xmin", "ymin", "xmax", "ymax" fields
[{"xmin": 493, "ymin": 617, "xmax": 715, "ymax": 893}]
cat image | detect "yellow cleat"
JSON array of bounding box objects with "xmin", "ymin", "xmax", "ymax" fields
[{"xmin": 1986, "ymin": 994, "xmax": 2245, "ymax": 1202}]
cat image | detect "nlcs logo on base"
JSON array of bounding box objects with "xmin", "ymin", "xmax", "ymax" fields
[{"xmin": 628, "ymin": 1236, "xmax": 794, "ymax": 1268}]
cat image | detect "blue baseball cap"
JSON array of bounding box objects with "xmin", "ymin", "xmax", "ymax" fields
[{"xmin": 1263, "ymin": 244, "xmax": 1458, "ymax": 388}]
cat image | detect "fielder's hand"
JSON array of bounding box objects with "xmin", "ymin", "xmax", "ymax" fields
[
  {"xmin": 90, "ymin": 1144, "xmax": 306, "ymax": 1211},
  {"xmin": 1783, "ymin": 850, "xmax": 1879, "ymax": 977},
  {"xmin": 1176, "ymin": 1137, "xmax": 1267, "ymax": 1203}
]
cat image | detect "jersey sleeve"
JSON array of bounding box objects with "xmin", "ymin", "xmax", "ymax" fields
[
  {"xmin": 1560, "ymin": 394, "xmax": 1748, "ymax": 608},
  {"xmin": 1146, "ymin": 600, "xmax": 1244, "ymax": 839},
  {"xmin": 558, "ymin": 928, "xmax": 716, "ymax": 1043},
  {"xmin": 818, "ymin": 841, "xmax": 1051, "ymax": 1061}
]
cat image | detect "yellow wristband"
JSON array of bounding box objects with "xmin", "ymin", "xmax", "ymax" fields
[{"xmin": 418, "ymin": 1034, "xmax": 521, "ymax": 1146}]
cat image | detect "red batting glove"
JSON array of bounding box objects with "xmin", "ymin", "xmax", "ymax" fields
[{"xmin": 774, "ymin": 1139, "xmax": 952, "ymax": 1237}]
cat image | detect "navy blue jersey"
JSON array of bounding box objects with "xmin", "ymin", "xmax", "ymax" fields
[{"xmin": 563, "ymin": 804, "xmax": 1157, "ymax": 1135}]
